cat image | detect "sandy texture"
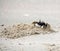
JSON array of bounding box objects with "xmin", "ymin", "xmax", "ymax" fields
[{"xmin": 0, "ymin": 23, "xmax": 55, "ymax": 39}]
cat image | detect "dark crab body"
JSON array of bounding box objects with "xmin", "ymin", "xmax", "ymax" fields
[
  {"xmin": 32, "ymin": 21, "xmax": 47, "ymax": 28},
  {"xmin": 37, "ymin": 21, "xmax": 47, "ymax": 27}
]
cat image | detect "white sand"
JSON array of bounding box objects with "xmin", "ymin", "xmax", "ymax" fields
[{"xmin": 0, "ymin": 23, "xmax": 60, "ymax": 51}]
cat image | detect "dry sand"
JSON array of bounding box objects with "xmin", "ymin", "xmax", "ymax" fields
[{"xmin": 0, "ymin": 23, "xmax": 55, "ymax": 39}]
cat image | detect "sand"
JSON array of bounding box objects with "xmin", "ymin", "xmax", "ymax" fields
[{"xmin": 0, "ymin": 23, "xmax": 55, "ymax": 39}]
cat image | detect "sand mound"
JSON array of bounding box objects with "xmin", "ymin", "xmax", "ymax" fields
[{"xmin": 0, "ymin": 23, "xmax": 55, "ymax": 39}]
